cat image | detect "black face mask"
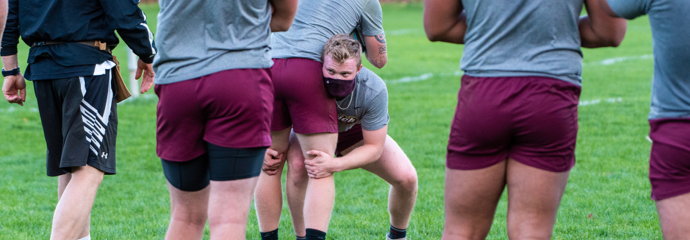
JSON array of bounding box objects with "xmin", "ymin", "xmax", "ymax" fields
[{"xmin": 323, "ymin": 77, "xmax": 356, "ymax": 100}]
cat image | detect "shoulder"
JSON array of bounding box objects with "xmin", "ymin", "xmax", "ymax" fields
[
  {"xmin": 357, "ymin": 67, "xmax": 387, "ymax": 93},
  {"xmin": 356, "ymin": 67, "xmax": 387, "ymax": 106}
]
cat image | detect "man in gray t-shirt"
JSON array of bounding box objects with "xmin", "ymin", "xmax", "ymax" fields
[
  {"xmin": 424, "ymin": 0, "xmax": 626, "ymax": 238},
  {"xmin": 260, "ymin": 35, "xmax": 418, "ymax": 240},
  {"xmin": 152, "ymin": 0, "xmax": 297, "ymax": 239},
  {"xmin": 603, "ymin": 0, "xmax": 690, "ymax": 238}
]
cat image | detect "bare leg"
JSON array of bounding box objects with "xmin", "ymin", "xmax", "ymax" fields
[
  {"xmin": 208, "ymin": 177, "xmax": 260, "ymax": 240},
  {"xmin": 656, "ymin": 192, "xmax": 690, "ymax": 240},
  {"xmin": 286, "ymin": 133, "xmax": 309, "ymax": 236},
  {"xmin": 506, "ymin": 159, "xmax": 569, "ymax": 240},
  {"xmin": 255, "ymin": 127, "xmax": 292, "ymax": 232},
  {"xmin": 57, "ymin": 173, "xmax": 91, "ymax": 239},
  {"xmin": 296, "ymin": 132, "xmax": 338, "ymax": 232},
  {"xmin": 255, "ymin": 166, "xmax": 286, "ymax": 232},
  {"xmin": 442, "ymin": 162, "xmax": 506, "ymax": 240},
  {"xmin": 165, "ymin": 182, "xmax": 209, "ymax": 240},
  {"xmin": 360, "ymin": 136, "xmax": 418, "ymax": 229},
  {"xmin": 50, "ymin": 165, "xmax": 104, "ymax": 240}
]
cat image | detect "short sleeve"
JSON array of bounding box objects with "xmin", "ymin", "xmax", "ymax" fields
[
  {"xmin": 361, "ymin": 90, "xmax": 389, "ymax": 131},
  {"xmin": 607, "ymin": 0, "xmax": 653, "ymax": 19},
  {"xmin": 360, "ymin": 0, "xmax": 385, "ymax": 36}
]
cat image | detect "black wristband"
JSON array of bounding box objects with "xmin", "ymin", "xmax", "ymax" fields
[{"xmin": 2, "ymin": 67, "xmax": 20, "ymax": 77}]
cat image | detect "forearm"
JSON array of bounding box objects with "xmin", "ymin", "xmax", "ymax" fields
[
  {"xmin": 426, "ymin": 12, "xmax": 467, "ymax": 44},
  {"xmin": 269, "ymin": 0, "xmax": 298, "ymax": 32},
  {"xmin": 363, "ymin": 34, "xmax": 387, "ymax": 68},
  {"xmin": 0, "ymin": 0, "xmax": 7, "ymax": 40},
  {"xmin": 578, "ymin": 16, "xmax": 625, "ymax": 48},
  {"xmin": 579, "ymin": 0, "xmax": 627, "ymax": 48},
  {"xmin": 423, "ymin": 0, "xmax": 467, "ymax": 44},
  {"xmin": 2, "ymin": 55, "xmax": 19, "ymax": 70},
  {"xmin": 335, "ymin": 144, "xmax": 383, "ymax": 172}
]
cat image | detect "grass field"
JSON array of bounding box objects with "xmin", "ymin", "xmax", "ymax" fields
[{"xmin": 0, "ymin": 3, "xmax": 662, "ymax": 239}]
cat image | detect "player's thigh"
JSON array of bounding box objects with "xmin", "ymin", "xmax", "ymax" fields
[
  {"xmin": 295, "ymin": 132, "xmax": 338, "ymax": 157},
  {"xmin": 444, "ymin": 163, "xmax": 507, "ymax": 238},
  {"xmin": 656, "ymin": 193, "xmax": 690, "ymax": 239},
  {"xmin": 162, "ymin": 156, "xmax": 211, "ymax": 221},
  {"xmin": 505, "ymin": 159, "xmax": 569, "ymax": 228},
  {"xmin": 361, "ymin": 136, "xmax": 417, "ymax": 189}
]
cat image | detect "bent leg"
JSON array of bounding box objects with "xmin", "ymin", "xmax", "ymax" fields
[
  {"xmin": 286, "ymin": 134, "xmax": 309, "ymax": 236},
  {"xmin": 165, "ymin": 183, "xmax": 210, "ymax": 240},
  {"xmin": 505, "ymin": 159, "xmax": 569, "ymax": 240},
  {"xmin": 443, "ymin": 162, "xmax": 506, "ymax": 240},
  {"xmin": 296, "ymin": 132, "xmax": 338, "ymax": 232},
  {"xmin": 360, "ymin": 136, "xmax": 418, "ymax": 229},
  {"xmin": 656, "ymin": 193, "xmax": 690, "ymax": 239},
  {"xmin": 50, "ymin": 165, "xmax": 104, "ymax": 240},
  {"xmin": 208, "ymin": 177, "xmax": 260, "ymax": 240}
]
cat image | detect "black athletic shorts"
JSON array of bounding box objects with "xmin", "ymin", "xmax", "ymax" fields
[
  {"xmin": 161, "ymin": 144, "xmax": 266, "ymax": 192},
  {"xmin": 33, "ymin": 69, "xmax": 117, "ymax": 176}
]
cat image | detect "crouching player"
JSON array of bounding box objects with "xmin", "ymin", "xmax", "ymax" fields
[{"xmin": 259, "ymin": 34, "xmax": 418, "ymax": 240}]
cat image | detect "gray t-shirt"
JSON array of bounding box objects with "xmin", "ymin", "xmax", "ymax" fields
[
  {"xmin": 607, "ymin": 0, "xmax": 690, "ymax": 119},
  {"xmin": 460, "ymin": 0, "xmax": 584, "ymax": 85},
  {"xmin": 271, "ymin": 0, "xmax": 384, "ymax": 62},
  {"xmin": 153, "ymin": 0, "xmax": 273, "ymax": 84},
  {"xmin": 336, "ymin": 67, "xmax": 389, "ymax": 132}
]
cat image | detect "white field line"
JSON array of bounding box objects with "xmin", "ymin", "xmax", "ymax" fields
[
  {"xmin": 0, "ymin": 106, "xmax": 38, "ymax": 112},
  {"xmin": 383, "ymin": 55, "xmax": 653, "ymax": 85},
  {"xmin": 579, "ymin": 97, "xmax": 623, "ymax": 106}
]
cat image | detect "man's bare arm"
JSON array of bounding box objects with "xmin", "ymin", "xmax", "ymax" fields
[
  {"xmin": 2, "ymin": 54, "xmax": 26, "ymax": 106},
  {"xmin": 270, "ymin": 0, "xmax": 299, "ymax": 32},
  {"xmin": 0, "ymin": 0, "xmax": 7, "ymax": 41},
  {"xmin": 423, "ymin": 0, "xmax": 467, "ymax": 44},
  {"xmin": 333, "ymin": 126, "xmax": 387, "ymax": 171},
  {"xmin": 579, "ymin": 0, "xmax": 627, "ymax": 48},
  {"xmin": 363, "ymin": 34, "xmax": 387, "ymax": 68}
]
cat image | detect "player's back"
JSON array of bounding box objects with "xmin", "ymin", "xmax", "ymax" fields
[
  {"xmin": 271, "ymin": 0, "xmax": 383, "ymax": 62},
  {"xmin": 460, "ymin": 0, "xmax": 584, "ymax": 85},
  {"xmin": 154, "ymin": 0, "xmax": 272, "ymax": 84}
]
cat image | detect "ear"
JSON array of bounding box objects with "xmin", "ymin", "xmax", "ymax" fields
[{"xmin": 356, "ymin": 64, "xmax": 363, "ymax": 75}]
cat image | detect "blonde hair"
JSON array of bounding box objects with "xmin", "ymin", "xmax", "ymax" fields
[{"xmin": 322, "ymin": 34, "xmax": 362, "ymax": 66}]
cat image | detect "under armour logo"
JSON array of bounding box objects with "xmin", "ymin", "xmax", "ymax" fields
[{"xmin": 101, "ymin": 152, "xmax": 108, "ymax": 159}]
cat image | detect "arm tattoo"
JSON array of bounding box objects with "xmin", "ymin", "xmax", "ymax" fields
[
  {"xmin": 378, "ymin": 46, "xmax": 386, "ymax": 54},
  {"xmin": 375, "ymin": 34, "xmax": 386, "ymax": 43}
]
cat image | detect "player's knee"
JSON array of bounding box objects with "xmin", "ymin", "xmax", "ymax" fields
[
  {"xmin": 288, "ymin": 162, "xmax": 308, "ymax": 184},
  {"xmin": 70, "ymin": 165, "xmax": 105, "ymax": 186},
  {"xmin": 172, "ymin": 209, "xmax": 208, "ymax": 226},
  {"xmin": 393, "ymin": 171, "xmax": 418, "ymax": 194}
]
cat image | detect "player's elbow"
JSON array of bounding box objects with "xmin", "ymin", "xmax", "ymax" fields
[
  {"xmin": 270, "ymin": 20, "xmax": 293, "ymax": 32},
  {"xmin": 366, "ymin": 53, "xmax": 387, "ymax": 69},
  {"xmin": 424, "ymin": 28, "xmax": 444, "ymax": 42},
  {"xmin": 374, "ymin": 55, "xmax": 387, "ymax": 69}
]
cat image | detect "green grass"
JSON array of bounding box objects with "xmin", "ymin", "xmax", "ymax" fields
[{"xmin": 0, "ymin": 3, "xmax": 661, "ymax": 239}]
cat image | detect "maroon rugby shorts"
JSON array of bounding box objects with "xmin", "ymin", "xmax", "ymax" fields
[
  {"xmin": 271, "ymin": 58, "xmax": 338, "ymax": 134},
  {"xmin": 335, "ymin": 124, "xmax": 364, "ymax": 156},
  {"xmin": 446, "ymin": 75, "xmax": 581, "ymax": 172},
  {"xmin": 648, "ymin": 118, "xmax": 690, "ymax": 201},
  {"xmin": 155, "ymin": 68, "xmax": 273, "ymax": 162}
]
